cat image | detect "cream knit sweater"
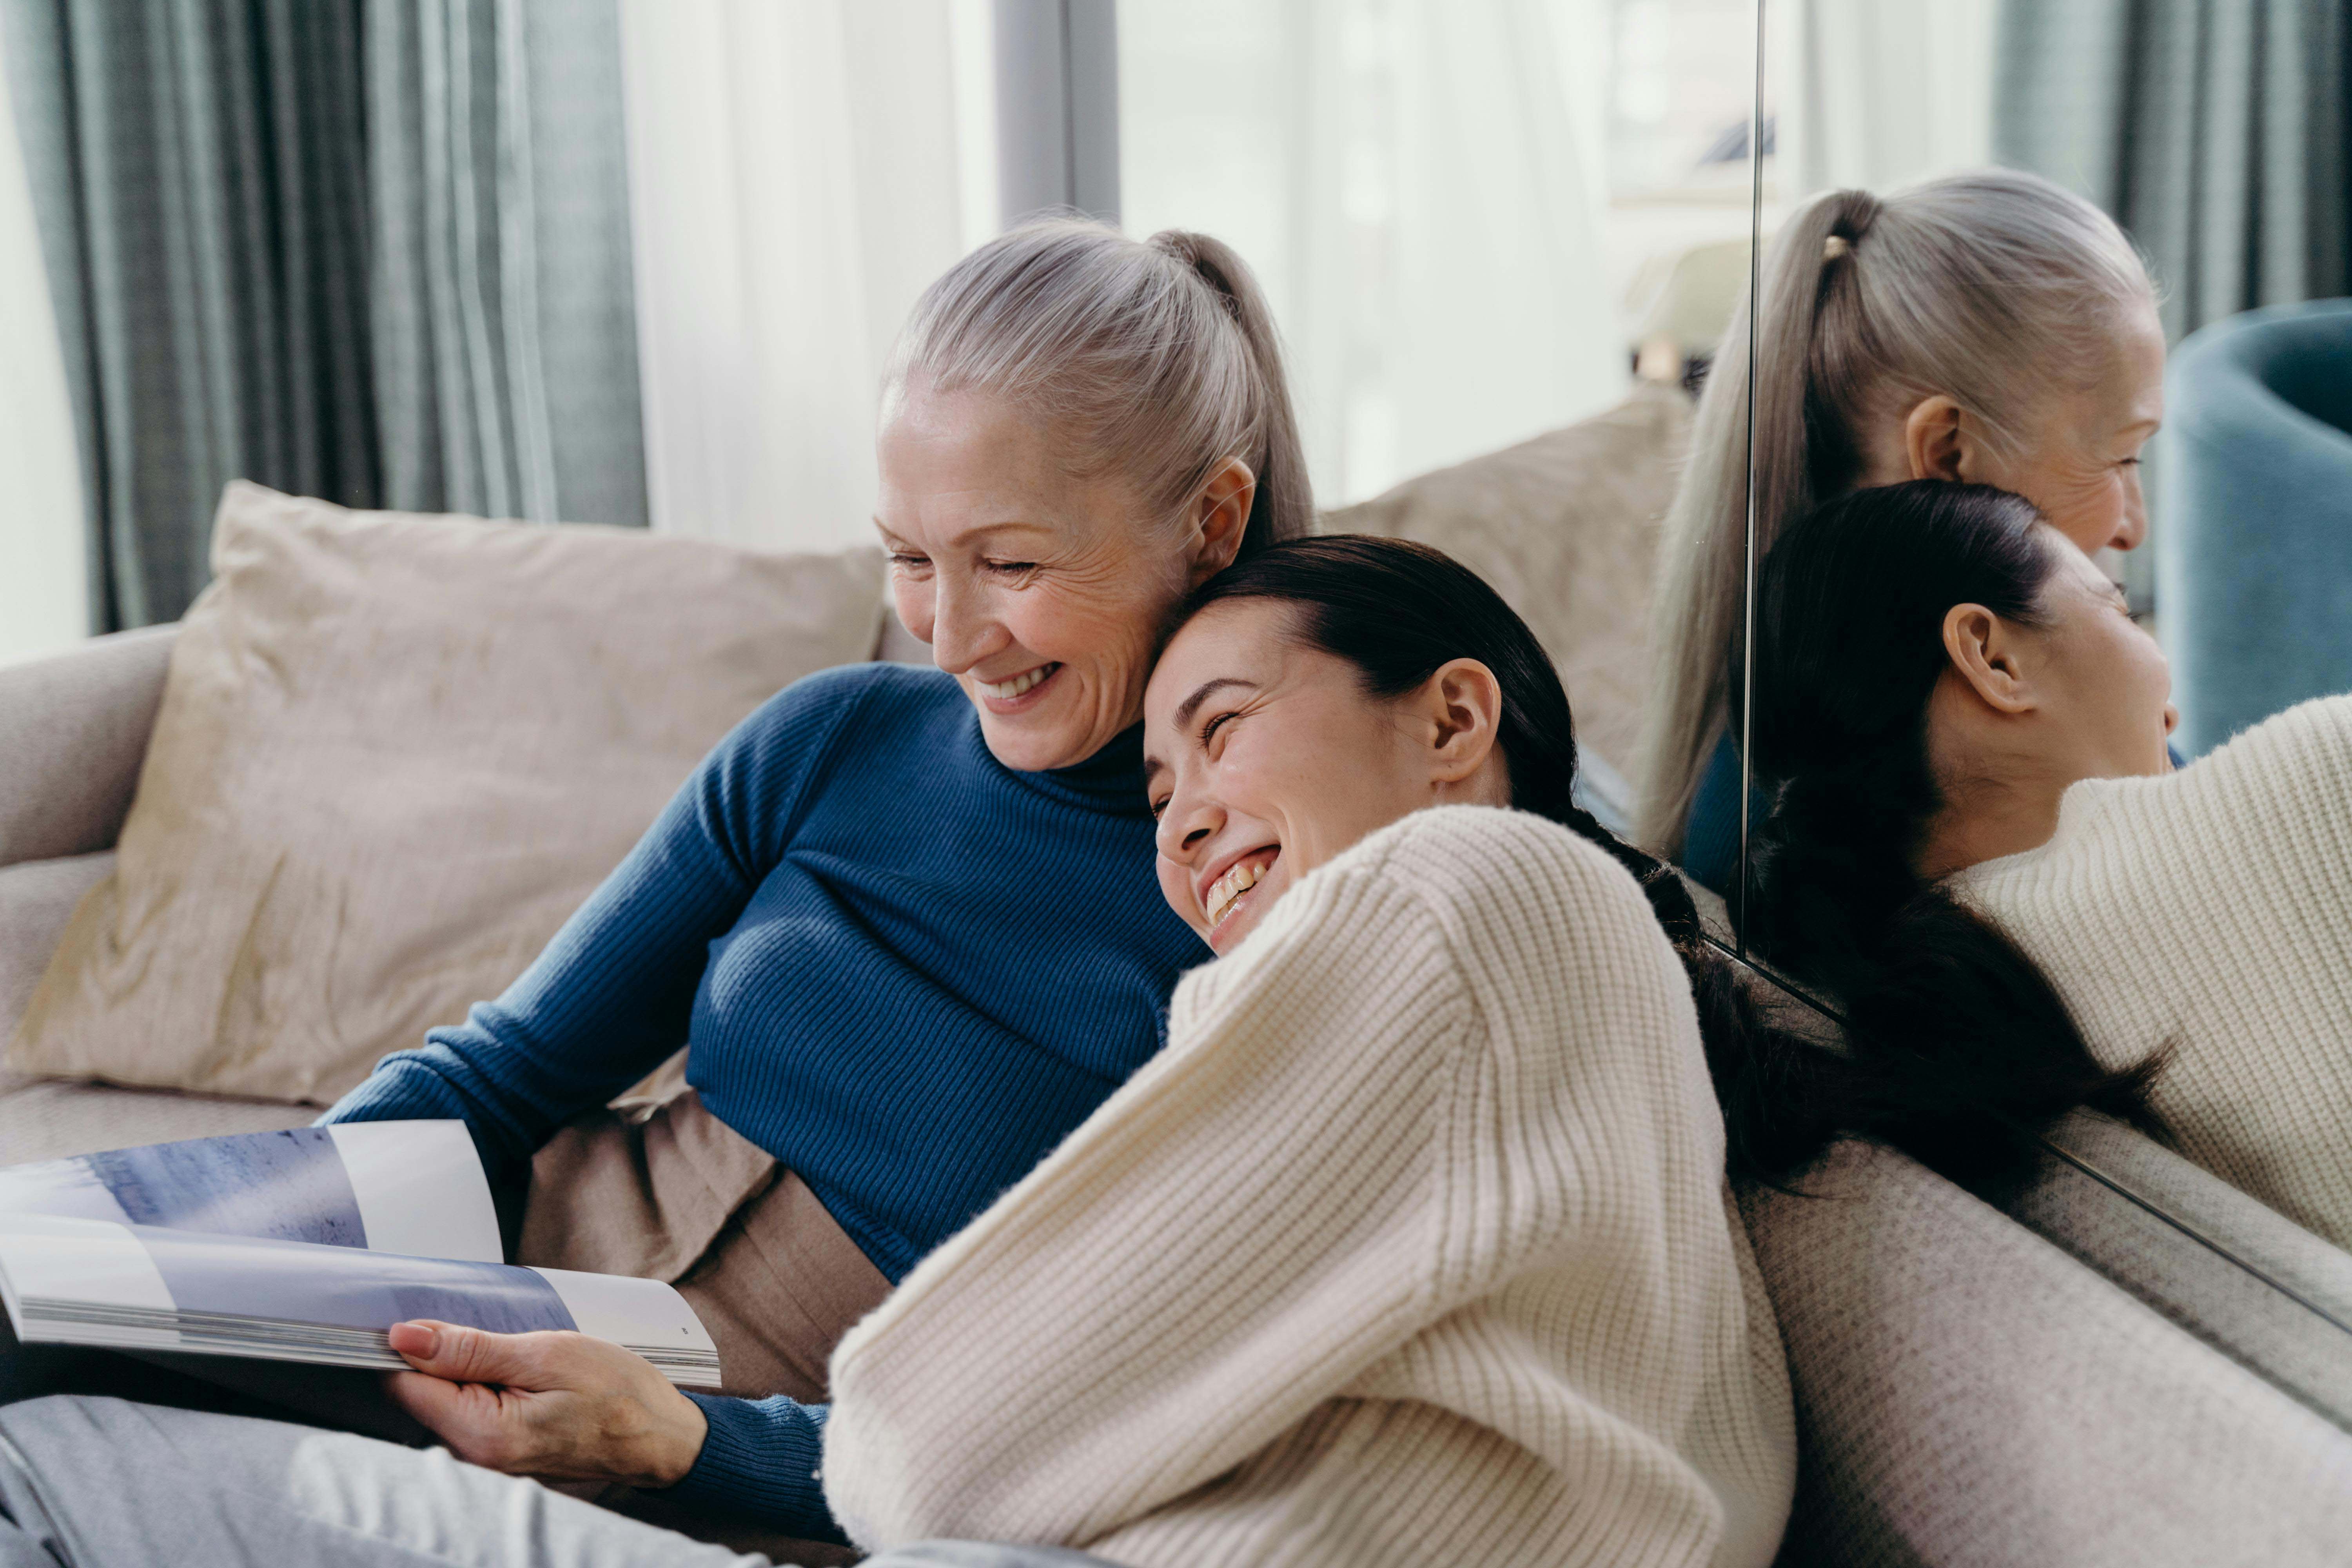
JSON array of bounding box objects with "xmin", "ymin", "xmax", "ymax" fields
[
  {"xmin": 820, "ymin": 806, "xmax": 1797, "ymax": 1568},
  {"xmin": 1959, "ymin": 695, "xmax": 2352, "ymax": 1249}
]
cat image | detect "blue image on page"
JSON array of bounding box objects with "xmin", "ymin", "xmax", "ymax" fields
[
  {"xmin": 89, "ymin": 1128, "xmax": 367, "ymax": 1246},
  {"xmin": 0, "ymin": 1128, "xmax": 368, "ymax": 1248},
  {"xmin": 134, "ymin": 1227, "xmax": 577, "ymax": 1336}
]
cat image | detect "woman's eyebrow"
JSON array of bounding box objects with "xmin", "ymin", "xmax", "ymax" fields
[{"xmin": 1174, "ymin": 677, "xmax": 1255, "ymax": 730}]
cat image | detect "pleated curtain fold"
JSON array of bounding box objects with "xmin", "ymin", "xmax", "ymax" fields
[
  {"xmin": 368, "ymin": 0, "xmax": 644, "ymax": 531},
  {"xmin": 1996, "ymin": 0, "xmax": 2352, "ymax": 343},
  {"xmin": 0, "ymin": 0, "xmax": 644, "ymax": 632}
]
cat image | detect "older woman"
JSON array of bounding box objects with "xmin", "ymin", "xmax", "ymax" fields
[
  {"xmin": 1636, "ymin": 168, "xmax": 2167, "ymax": 891},
  {"xmin": 294, "ymin": 220, "xmax": 1308, "ymax": 1534}
]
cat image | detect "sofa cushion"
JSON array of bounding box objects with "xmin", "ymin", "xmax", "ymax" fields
[
  {"xmin": 1320, "ymin": 382, "xmax": 1688, "ymax": 775},
  {"xmin": 9, "ymin": 482, "xmax": 882, "ymax": 1103},
  {"xmin": 0, "ymin": 1070, "xmax": 314, "ymax": 1163}
]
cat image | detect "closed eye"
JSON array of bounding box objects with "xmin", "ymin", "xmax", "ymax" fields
[{"xmin": 1200, "ymin": 711, "xmax": 1236, "ymax": 747}]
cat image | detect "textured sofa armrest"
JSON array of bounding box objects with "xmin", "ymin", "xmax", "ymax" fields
[
  {"xmin": 0, "ymin": 625, "xmax": 178, "ymax": 867},
  {"xmin": 0, "ymin": 850, "xmax": 114, "ymax": 1044}
]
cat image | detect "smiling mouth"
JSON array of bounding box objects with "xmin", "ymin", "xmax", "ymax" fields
[
  {"xmin": 979, "ymin": 663, "xmax": 1060, "ymax": 700},
  {"xmin": 1204, "ymin": 848, "xmax": 1279, "ymax": 931}
]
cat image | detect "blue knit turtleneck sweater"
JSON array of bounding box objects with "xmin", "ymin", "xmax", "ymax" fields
[{"xmin": 322, "ymin": 663, "xmax": 1205, "ymax": 1538}]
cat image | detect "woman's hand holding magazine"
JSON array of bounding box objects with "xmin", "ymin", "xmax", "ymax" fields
[
  {"xmin": 0, "ymin": 1123, "xmax": 721, "ymax": 1406},
  {"xmin": 383, "ymin": 1317, "xmax": 710, "ymax": 1486}
]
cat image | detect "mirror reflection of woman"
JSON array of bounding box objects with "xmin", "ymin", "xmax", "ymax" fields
[
  {"xmin": 1747, "ymin": 481, "xmax": 2352, "ymax": 1230},
  {"xmin": 1637, "ymin": 168, "xmax": 2168, "ymax": 891}
]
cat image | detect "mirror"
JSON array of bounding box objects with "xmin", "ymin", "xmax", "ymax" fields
[{"xmin": 1717, "ymin": 0, "xmax": 2352, "ymax": 1415}]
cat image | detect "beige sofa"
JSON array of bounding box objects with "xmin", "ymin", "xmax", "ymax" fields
[{"xmin": 9, "ymin": 392, "xmax": 2352, "ymax": 1562}]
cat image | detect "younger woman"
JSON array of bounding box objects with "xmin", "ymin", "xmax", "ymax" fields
[
  {"xmin": 819, "ymin": 536, "xmax": 1799, "ymax": 1568},
  {"xmin": 1746, "ymin": 480, "xmax": 2352, "ymax": 1227}
]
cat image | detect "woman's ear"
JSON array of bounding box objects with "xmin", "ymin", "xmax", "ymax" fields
[
  {"xmin": 1182, "ymin": 458, "xmax": 1257, "ymax": 587},
  {"xmin": 1941, "ymin": 603, "xmax": 2038, "ymax": 715},
  {"xmin": 1901, "ymin": 396, "xmax": 1970, "ymax": 483},
  {"xmin": 1418, "ymin": 659, "xmax": 1506, "ymax": 794}
]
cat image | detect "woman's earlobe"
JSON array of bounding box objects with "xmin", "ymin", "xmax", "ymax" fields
[
  {"xmin": 1425, "ymin": 660, "xmax": 1506, "ymax": 782},
  {"xmin": 1187, "ymin": 458, "xmax": 1257, "ymax": 583},
  {"xmin": 1903, "ymin": 396, "xmax": 1969, "ymax": 483},
  {"xmin": 1942, "ymin": 603, "xmax": 2036, "ymax": 714}
]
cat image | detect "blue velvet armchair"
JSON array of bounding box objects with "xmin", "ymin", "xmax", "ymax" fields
[{"xmin": 2160, "ymin": 299, "xmax": 2352, "ymax": 758}]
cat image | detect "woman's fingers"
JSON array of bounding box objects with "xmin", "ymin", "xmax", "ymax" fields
[
  {"xmin": 379, "ymin": 1322, "xmax": 710, "ymax": 1488},
  {"xmin": 387, "ymin": 1320, "xmax": 556, "ymax": 1388},
  {"xmin": 382, "ymin": 1367, "xmax": 528, "ymax": 1468}
]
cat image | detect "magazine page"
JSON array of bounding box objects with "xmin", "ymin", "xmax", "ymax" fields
[
  {"xmin": 0, "ymin": 1122, "xmax": 498, "ymax": 1263},
  {"xmin": 0, "ymin": 1214, "xmax": 721, "ymax": 1388}
]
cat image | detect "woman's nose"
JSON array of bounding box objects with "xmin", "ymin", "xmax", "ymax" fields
[
  {"xmin": 929, "ymin": 580, "xmax": 1000, "ymax": 674},
  {"xmin": 1155, "ymin": 791, "xmax": 1221, "ymax": 864},
  {"xmin": 2163, "ymin": 702, "xmax": 2180, "ymax": 735}
]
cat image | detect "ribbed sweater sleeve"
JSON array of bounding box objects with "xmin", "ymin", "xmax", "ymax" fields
[
  {"xmin": 319, "ymin": 675, "xmax": 865, "ymax": 1181},
  {"xmin": 662, "ymin": 1394, "xmax": 845, "ymax": 1544},
  {"xmin": 820, "ymin": 807, "xmax": 1795, "ymax": 1568}
]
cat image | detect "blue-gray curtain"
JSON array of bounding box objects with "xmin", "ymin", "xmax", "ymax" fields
[
  {"xmin": 366, "ymin": 0, "xmax": 644, "ymax": 530},
  {"xmin": 0, "ymin": 0, "xmax": 645, "ymax": 632},
  {"xmin": 1995, "ymin": 0, "xmax": 2352, "ymax": 344}
]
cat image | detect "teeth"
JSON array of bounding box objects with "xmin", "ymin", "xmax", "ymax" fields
[
  {"xmin": 1205, "ymin": 858, "xmax": 1268, "ymax": 927},
  {"xmin": 981, "ymin": 664, "xmax": 1055, "ymax": 699}
]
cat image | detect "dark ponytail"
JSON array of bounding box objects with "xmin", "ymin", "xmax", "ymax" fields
[
  {"xmin": 1180, "ymin": 535, "xmax": 1837, "ymax": 1186},
  {"xmin": 1747, "ymin": 481, "xmax": 2167, "ymax": 1195}
]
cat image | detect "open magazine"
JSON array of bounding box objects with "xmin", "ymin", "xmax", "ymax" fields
[{"xmin": 0, "ymin": 1122, "xmax": 720, "ymax": 1388}]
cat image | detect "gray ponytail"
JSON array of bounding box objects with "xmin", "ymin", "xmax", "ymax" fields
[
  {"xmin": 884, "ymin": 218, "xmax": 1312, "ymax": 557},
  {"xmin": 1633, "ymin": 168, "xmax": 2156, "ymax": 857}
]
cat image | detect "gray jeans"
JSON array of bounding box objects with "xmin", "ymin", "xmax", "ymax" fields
[{"xmin": 0, "ymin": 1396, "xmax": 1110, "ymax": 1568}]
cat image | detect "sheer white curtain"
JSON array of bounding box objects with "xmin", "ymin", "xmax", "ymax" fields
[
  {"xmin": 1120, "ymin": 0, "xmax": 1623, "ymax": 507},
  {"xmin": 618, "ymin": 0, "xmax": 997, "ymax": 552},
  {"xmin": 1769, "ymin": 0, "xmax": 1996, "ymax": 201},
  {"xmin": 0, "ymin": 36, "xmax": 86, "ymax": 662}
]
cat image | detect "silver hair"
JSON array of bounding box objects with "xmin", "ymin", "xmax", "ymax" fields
[
  {"xmin": 1633, "ymin": 167, "xmax": 2158, "ymax": 856},
  {"xmin": 883, "ymin": 218, "xmax": 1311, "ymax": 556}
]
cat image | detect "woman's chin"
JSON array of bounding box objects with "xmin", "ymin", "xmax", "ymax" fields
[{"xmin": 975, "ymin": 707, "xmax": 1100, "ymax": 773}]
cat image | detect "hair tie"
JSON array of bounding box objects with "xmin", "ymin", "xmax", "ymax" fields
[{"xmin": 1823, "ymin": 234, "xmax": 1853, "ymax": 262}]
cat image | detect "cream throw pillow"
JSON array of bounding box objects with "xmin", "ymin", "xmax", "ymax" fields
[
  {"xmin": 9, "ymin": 482, "xmax": 886, "ymax": 1103},
  {"xmin": 1321, "ymin": 382, "xmax": 1689, "ymax": 776}
]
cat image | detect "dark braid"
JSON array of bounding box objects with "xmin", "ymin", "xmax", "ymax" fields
[
  {"xmin": 1176, "ymin": 535, "xmax": 1838, "ymax": 1186},
  {"xmin": 1747, "ymin": 482, "xmax": 2167, "ymax": 1197}
]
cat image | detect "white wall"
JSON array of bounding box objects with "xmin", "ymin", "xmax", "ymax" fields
[{"xmin": 0, "ymin": 30, "xmax": 89, "ymax": 663}]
